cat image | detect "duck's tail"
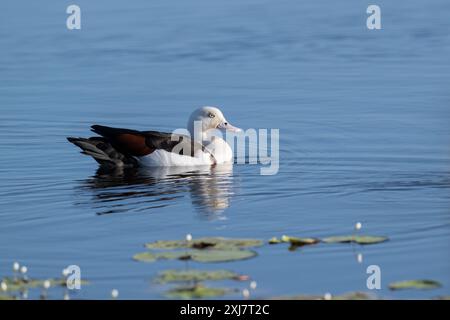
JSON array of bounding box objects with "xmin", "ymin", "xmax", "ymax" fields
[{"xmin": 67, "ymin": 137, "xmax": 138, "ymax": 168}]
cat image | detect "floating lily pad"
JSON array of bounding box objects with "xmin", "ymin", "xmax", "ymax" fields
[
  {"xmin": 187, "ymin": 249, "xmax": 257, "ymax": 263},
  {"xmin": 145, "ymin": 237, "xmax": 263, "ymax": 250},
  {"xmin": 155, "ymin": 269, "xmax": 241, "ymax": 283},
  {"xmin": 134, "ymin": 249, "xmax": 257, "ymax": 263},
  {"xmin": 322, "ymin": 235, "xmax": 388, "ymax": 245},
  {"xmin": 281, "ymin": 235, "xmax": 320, "ymax": 246},
  {"xmin": 0, "ymin": 277, "xmax": 87, "ymax": 292},
  {"xmin": 389, "ymin": 280, "xmax": 442, "ymax": 290},
  {"xmin": 1, "ymin": 278, "xmax": 44, "ymax": 291},
  {"xmin": 133, "ymin": 251, "xmax": 189, "ymax": 263},
  {"xmin": 166, "ymin": 284, "xmax": 228, "ymax": 299}
]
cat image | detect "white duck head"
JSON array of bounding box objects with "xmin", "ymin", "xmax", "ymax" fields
[{"xmin": 187, "ymin": 106, "xmax": 241, "ymax": 139}]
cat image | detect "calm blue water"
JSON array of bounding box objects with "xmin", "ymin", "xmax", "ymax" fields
[{"xmin": 1, "ymin": 0, "xmax": 449, "ymax": 299}]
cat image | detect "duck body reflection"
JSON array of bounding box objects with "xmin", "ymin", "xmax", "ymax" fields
[{"xmin": 77, "ymin": 164, "xmax": 237, "ymax": 218}]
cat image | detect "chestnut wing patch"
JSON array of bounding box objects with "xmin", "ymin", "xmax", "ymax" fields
[{"xmin": 114, "ymin": 133, "xmax": 154, "ymax": 156}]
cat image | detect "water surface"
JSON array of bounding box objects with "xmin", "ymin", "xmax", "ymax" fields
[{"xmin": 1, "ymin": 0, "xmax": 449, "ymax": 299}]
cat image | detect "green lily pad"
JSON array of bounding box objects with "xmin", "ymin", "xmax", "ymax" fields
[
  {"xmin": 0, "ymin": 277, "xmax": 88, "ymax": 292},
  {"xmin": 155, "ymin": 269, "xmax": 241, "ymax": 283},
  {"xmin": 133, "ymin": 251, "xmax": 189, "ymax": 263},
  {"xmin": 322, "ymin": 235, "xmax": 388, "ymax": 245},
  {"xmin": 389, "ymin": 280, "xmax": 442, "ymax": 290},
  {"xmin": 281, "ymin": 235, "xmax": 320, "ymax": 246},
  {"xmin": 134, "ymin": 249, "xmax": 257, "ymax": 263},
  {"xmin": 145, "ymin": 237, "xmax": 263, "ymax": 250},
  {"xmin": 1, "ymin": 278, "xmax": 44, "ymax": 291},
  {"xmin": 193, "ymin": 250, "xmax": 257, "ymax": 263},
  {"xmin": 166, "ymin": 284, "xmax": 228, "ymax": 299}
]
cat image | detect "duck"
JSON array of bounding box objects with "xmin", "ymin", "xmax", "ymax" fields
[{"xmin": 67, "ymin": 106, "xmax": 242, "ymax": 168}]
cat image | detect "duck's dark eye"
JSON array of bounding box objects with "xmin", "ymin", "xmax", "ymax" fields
[{"xmin": 208, "ymin": 113, "xmax": 215, "ymax": 118}]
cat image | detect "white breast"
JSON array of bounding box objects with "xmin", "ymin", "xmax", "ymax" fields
[
  {"xmin": 205, "ymin": 137, "xmax": 233, "ymax": 164},
  {"xmin": 138, "ymin": 149, "xmax": 214, "ymax": 167}
]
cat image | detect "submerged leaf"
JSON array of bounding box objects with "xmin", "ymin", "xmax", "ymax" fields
[
  {"xmin": 331, "ymin": 292, "xmax": 374, "ymax": 300},
  {"xmin": 389, "ymin": 280, "xmax": 442, "ymax": 290},
  {"xmin": 155, "ymin": 269, "xmax": 241, "ymax": 283},
  {"xmin": 322, "ymin": 235, "xmax": 388, "ymax": 245},
  {"xmin": 145, "ymin": 237, "xmax": 263, "ymax": 250},
  {"xmin": 134, "ymin": 249, "xmax": 257, "ymax": 263},
  {"xmin": 270, "ymin": 294, "xmax": 323, "ymax": 300},
  {"xmin": 166, "ymin": 284, "xmax": 228, "ymax": 299},
  {"xmin": 271, "ymin": 291, "xmax": 374, "ymax": 300}
]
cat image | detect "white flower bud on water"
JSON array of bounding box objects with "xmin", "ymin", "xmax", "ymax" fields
[
  {"xmin": 242, "ymin": 288, "xmax": 250, "ymax": 298},
  {"xmin": 355, "ymin": 222, "xmax": 362, "ymax": 231},
  {"xmin": 20, "ymin": 266, "xmax": 27, "ymax": 274},
  {"xmin": 43, "ymin": 280, "xmax": 51, "ymax": 289},
  {"xmin": 62, "ymin": 268, "xmax": 70, "ymax": 277},
  {"xmin": 1, "ymin": 282, "xmax": 7, "ymax": 291},
  {"xmin": 357, "ymin": 253, "xmax": 363, "ymax": 263},
  {"xmin": 63, "ymin": 293, "xmax": 70, "ymax": 300},
  {"xmin": 250, "ymin": 281, "xmax": 257, "ymax": 290},
  {"xmin": 111, "ymin": 289, "xmax": 119, "ymax": 299},
  {"xmin": 324, "ymin": 292, "xmax": 332, "ymax": 300},
  {"xmin": 186, "ymin": 234, "xmax": 192, "ymax": 242},
  {"xmin": 13, "ymin": 262, "xmax": 20, "ymax": 272}
]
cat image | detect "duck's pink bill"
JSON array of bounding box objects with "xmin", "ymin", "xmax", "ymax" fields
[{"xmin": 217, "ymin": 121, "xmax": 242, "ymax": 132}]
